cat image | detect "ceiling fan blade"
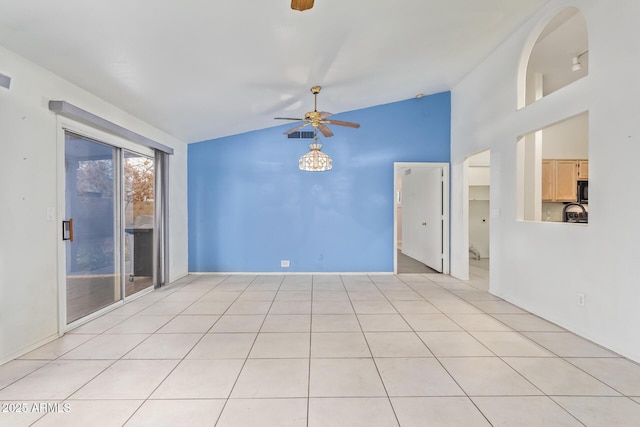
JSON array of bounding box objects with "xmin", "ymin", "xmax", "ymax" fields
[
  {"xmin": 318, "ymin": 124, "xmax": 334, "ymax": 138},
  {"xmin": 324, "ymin": 119, "xmax": 360, "ymax": 128},
  {"xmin": 274, "ymin": 117, "xmax": 305, "ymax": 121},
  {"xmin": 284, "ymin": 122, "xmax": 311, "ymax": 135},
  {"xmin": 291, "ymin": 0, "xmax": 314, "ymax": 11},
  {"xmin": 320, "ymin": 111, "xmax": 333, "ymax": 119}
]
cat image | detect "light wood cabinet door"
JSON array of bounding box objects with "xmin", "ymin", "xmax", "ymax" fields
[
  {"xmin": 578, "ymin": 160, "xmax": 589, "ymax": 180},
  {"xmin": 554, "ymin": 160, "xmax": 578, "ymax": 201},
  {"xmin": 541, "ymin": 159, "xmax": 582, "ymax": 202}
]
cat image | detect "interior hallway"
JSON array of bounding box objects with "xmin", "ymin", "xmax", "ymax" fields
[
  {"xmin": 396, "ymin": 250, "xmax": 438, "ymax": 274},
  {"xmin": 1, "ymin": 273, "xmax": 640, "ymax": 426}
]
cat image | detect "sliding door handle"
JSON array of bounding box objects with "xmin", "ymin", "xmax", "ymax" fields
[{"xmin": 62, "ymin": 219, "xmax": 74, "ymax": 242}]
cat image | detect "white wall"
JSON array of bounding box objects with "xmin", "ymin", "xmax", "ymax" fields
[
  {"xmin": 469, "ymin": 184, "xmax": 490, "ymax": 258},
  {"xmin": 0, "ymin": 44, "xmax": 189, "ymax": 363},
  {"xmin": 451, "ymin": 0, "xmax": 640, "ymax": 362},
  {"xmin": 469, "ymin": 199, "xmax": 490, "ymax": 258},
  {"xmin": 542, "ymin": 111, "xmax": 588, "ymax": 158},
  {"xmin": 468, "ymin": 167, "xmax": 490, "ymax": 186},
  {"xmin": 526, "ymin": 9, "xmax": 588, "ymax": 102}
]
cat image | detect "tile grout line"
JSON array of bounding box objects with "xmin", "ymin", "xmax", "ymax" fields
[
  {"xmin": 388, "ymin": 274, "xmax": 551, "ymax": 426},
  {"xmin": 5, "ymin": 273, "xmax": 640, "ymax": 425},
  {"xmin": 120, "ymin": 274, "xmax": 239, "ymax": 426},
  {"xmin": 352, "ymin": 274, "xmax": 403, "ymax": 427},
  {"xmin": 5, "ymin": 279, "xmax": 222, "ymax": 424},
  {"xmin": 376, "ymin": 274, "xmax": 494, "ymax": 426},
  {"xmin": 425, "ymin": 281, "xmax": 591, "ymax": 424},
  {"xmin": 306, "ymin": 275, "xmax": 316, "ymax": 427},
  {"xmin": 210, "ymin": 274, "xmax": 286, "ymax": 426}
]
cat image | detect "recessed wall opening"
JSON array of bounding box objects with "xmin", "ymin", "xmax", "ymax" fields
[
  {"xmin": 517, "ymin": 111, "xmax": 589, "ymax": 223},
  {"xmin": 518, "ymin": 7, "xmax": 588, "ymax": 109},
  {"xmin": 467, "ymin": 150, "xmax": 490, "ymax": 284}
]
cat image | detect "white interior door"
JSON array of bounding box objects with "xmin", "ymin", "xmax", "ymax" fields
[{"xmin": 401, "ymin": 167, "xmax": 443, "ymax": 272}]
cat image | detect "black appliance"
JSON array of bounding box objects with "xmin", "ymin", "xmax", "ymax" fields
[
  {"xmin": 577, "ymin": 180, "xmax": 588, "ymax": 204},
  {"xmin": 562, "ymin": 203, "xmax": 588, "ymax": 223}
]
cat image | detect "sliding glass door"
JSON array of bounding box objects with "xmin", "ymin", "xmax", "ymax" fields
[
  {"xmin": 64, "ymin": 132, "xmax": 156, "ymax": 325},
  {"xmin": 124, "ymin": 151, "xmax": 155, "ymax": 297},
  {"xmin": 64, "ymin": 133, "xmax": 120, "ymax": 323}
]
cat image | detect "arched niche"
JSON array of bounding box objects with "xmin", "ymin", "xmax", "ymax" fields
[{"xmin": 517, "ymin": 7, "xmax": 588, "ymax": 109}]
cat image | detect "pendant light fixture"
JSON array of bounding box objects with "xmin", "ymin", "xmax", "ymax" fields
[{"xmin": 299, "ymin": 130, "xmax": 332, "ymax": 171}]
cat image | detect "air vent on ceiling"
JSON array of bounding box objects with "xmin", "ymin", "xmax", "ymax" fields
[{"xmin": 287, "ymin": 131, "xmax": 315, "ymax": 139}]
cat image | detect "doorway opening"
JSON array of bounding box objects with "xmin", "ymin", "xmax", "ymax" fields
[
  {"xmin": 466, "ymin": 150, "xmax": 490, "ymax": 287},
  {"xmin": 394, "ymin": 162, "xmax": 449, "ymax": 275}
]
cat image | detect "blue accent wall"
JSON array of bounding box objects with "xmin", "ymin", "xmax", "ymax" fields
[{"xmin": 188, "ymin": 91, "xmax": 450, "ymax": 272}]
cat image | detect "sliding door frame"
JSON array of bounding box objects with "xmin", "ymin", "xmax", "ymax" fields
[{"xmin": 56, "ymin": 117, "xmax": 162, "ymax": 333}]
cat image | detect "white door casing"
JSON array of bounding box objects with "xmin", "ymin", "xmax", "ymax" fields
[{"xmin": 394, "ymin": 162, "xmax": 449, "ymax": 274}]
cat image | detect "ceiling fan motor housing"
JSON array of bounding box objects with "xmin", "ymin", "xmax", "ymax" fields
[{"xmin": 305, "ymin": 111, "xmax": 322, "ymax": 121}]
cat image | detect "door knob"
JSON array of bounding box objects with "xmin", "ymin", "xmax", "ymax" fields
[{"xmin": 421, "ymin": 222, "xmax": 427, "ymax": 226}]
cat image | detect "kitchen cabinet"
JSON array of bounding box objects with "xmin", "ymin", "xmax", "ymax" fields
[
  {"xmin": 554, "ymin": 160, "xmax": 578, "ymax": 201},
  {"xmin": 577, "ymin": 160, "xmax": 589, "ymax": 180},
  {"xmin": 542, "ymin": 159, "xmax": 586, "ymax": 202}
]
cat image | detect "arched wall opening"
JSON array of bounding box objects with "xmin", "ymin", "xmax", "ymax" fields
[{"xmin": 517, "ymin": 6, "xmax": 588, "ymax": 109}]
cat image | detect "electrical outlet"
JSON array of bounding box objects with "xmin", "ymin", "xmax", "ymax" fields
[
  {"xmin": 577, "ymin": 293, "xmax": 585, "ymax": 306},
  {"xmin": 281, "ymin": 260, "xmax": 290, "ymax": 268}
]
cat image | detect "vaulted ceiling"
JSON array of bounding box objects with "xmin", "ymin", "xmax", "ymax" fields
[{"xmin": 0, "ymin": 0, "xmax": 550, "ymax": 142}]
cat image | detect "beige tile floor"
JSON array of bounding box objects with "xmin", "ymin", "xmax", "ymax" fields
[{"xmin": 1, "ymin": 271, "xmax": 640, "ymax": 426}]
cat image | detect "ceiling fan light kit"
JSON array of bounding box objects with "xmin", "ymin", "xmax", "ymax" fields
[
  {"xmin": 291, "ymin": 0, "xmax": 314, "ymax": 12},
  {"xmin": 299, "ymin": 139, "xmax": 332, "ymax": 172}
]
